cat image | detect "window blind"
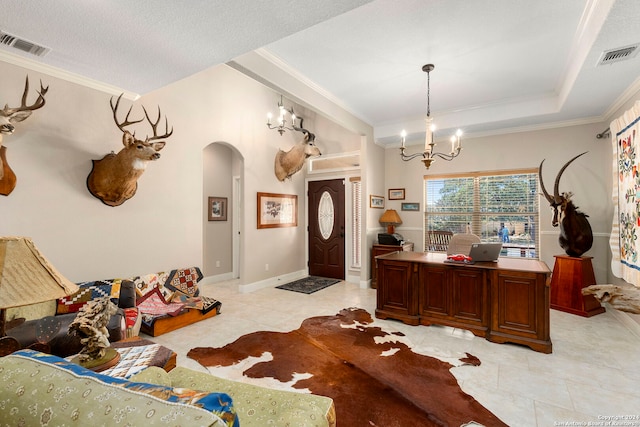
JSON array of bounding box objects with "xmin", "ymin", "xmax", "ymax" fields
[{"xmin": 424, "ymin": 170, "xmax": 539, "ymax": 258}]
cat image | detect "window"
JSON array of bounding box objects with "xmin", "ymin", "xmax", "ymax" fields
[
  {"xmin": 424, "ymin": 169, "xmax": 539, "ymax": 258},
  {"xmin": 351, "ymin": 178, "xmax": 362, "ymax": 268}
]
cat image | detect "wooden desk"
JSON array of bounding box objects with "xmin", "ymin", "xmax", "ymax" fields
[
  {"xmin": 371, "ymin": 242, "xmax": 414, "ymax": 288},
  {"xmin": 375, "ymin": 251, "xmax": 552, "ymax": 353}
]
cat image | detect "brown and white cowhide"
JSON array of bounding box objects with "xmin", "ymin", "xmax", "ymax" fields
[
  {"xmin": 582, "ymin": 284, "xmax": 640, "ymax": 314},
  {"xmin": 188, "ymin": 307, "xmax": 506, "ymax": 427}
]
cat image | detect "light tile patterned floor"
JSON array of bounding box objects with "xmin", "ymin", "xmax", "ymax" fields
[{"xmin": 146, "ymin": 279, "xmax": 640, "ymax": 427}]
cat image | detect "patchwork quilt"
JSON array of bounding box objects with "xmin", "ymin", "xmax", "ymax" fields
[{"xmin": 56, "ymin": 267, "xmax": 209, "ymax": 326}]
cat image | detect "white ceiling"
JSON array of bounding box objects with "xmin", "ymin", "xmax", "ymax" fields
[{"xmin": 2, "ymin": 0, "xmax": 639, "ymax": 146}]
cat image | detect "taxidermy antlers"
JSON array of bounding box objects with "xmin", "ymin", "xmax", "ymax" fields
[
  {"xmin": 0, "ymin": 76, "xmax": 48, "ymax": 196},
  {"xmin": 539, "ymin": 152, "xmax": 593, "ymax": 257},
  {"xmin": 274, "ymin": 127, "xmax": 321, "ymax": 181},
  {"xmin": 87, "ymin": 94, "xmax": 173, "ymax": 206}
]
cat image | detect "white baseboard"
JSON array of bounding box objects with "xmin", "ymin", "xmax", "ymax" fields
[
  {"xmin": 345, "ymin": 273, "xmax": 359, "ymax": 284},
  {"xmin": 199, "ymin": 272, "xmax": 234, "ymax": 285},
  {"xmin": 238, "ymin": 270, "xmax": 307, "ymax": 293}
]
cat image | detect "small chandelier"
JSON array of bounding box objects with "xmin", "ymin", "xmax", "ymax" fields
[
  {"xmin": 400, "ymin": 64, "xmax": 463, "ymax": 169},
  {"xmin": 266, "ymin": 95, "xmax": 301, "ymax": 136}
]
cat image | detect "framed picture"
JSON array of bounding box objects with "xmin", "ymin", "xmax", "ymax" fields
[
  {"xmin": 257, "ymin": 192, "xmax": 298, "ymax": 229},
  {"xmin": 388, "ymin": 188, "xmax": 405, "ymax": 200},
  {"xmin": 208, "ymin": 197, "xmax": 228, "ymax": 221},
  {"xmin": 370, "ymin": 194, "xmax": 385, "ymax": 209},
  {"xmin": 401, "ymin": 202, "xmax": 420, "ymax": 211}
]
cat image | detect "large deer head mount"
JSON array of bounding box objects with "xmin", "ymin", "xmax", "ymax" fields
[
  {"xmin": 86, "ymin": 94, "xmax": 173, "ymax": 207},
  {"xmin": 539, "ymin": 151, "xmax": 593, "ymax": 257},
  {"xmin": 274, "ymin": 123, "xmax": 321, "ymax": 181},
  {"xmin": 0, "ymin": 76, "xmax": 49, "ymax": 196}
]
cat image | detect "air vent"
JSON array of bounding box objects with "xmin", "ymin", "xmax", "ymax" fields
[
  {"xmin": 597, "ymin": 44, "xmax": 639, "ymax": 66},
  {"xmin": 0, "ymin": 30, "xmax": 50, "ymax": 57}
]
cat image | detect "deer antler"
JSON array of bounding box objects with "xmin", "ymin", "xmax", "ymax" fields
[
  {"xmin": 2, "ymin": 76, "xmax": 49, "ymax": 114},
  {"xmin": 110, "ymin": 94, "xmax": 143, "ymax": 133},
  {"xmin": 142, "ymin": 105, "xmax": 173, "ymax": 142}
]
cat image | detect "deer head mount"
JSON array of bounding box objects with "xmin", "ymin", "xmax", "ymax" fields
[
  {"xmin": 86, "ymin": 94, "xmax": 173, "ymax": 207},
  {"xmin": 0, "ymin": 76, "xmax": 49, "ymax": 196},
  {"xmin": 539, "ymin": 152, "xmax": 593, "ymax": 257}
]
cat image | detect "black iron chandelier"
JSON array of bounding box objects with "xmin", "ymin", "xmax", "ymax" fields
[{"xmin": 399, "ymin": 64, "xmax": 463, "ymax": 169}]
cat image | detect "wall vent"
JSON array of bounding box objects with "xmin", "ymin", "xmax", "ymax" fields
[
  {"xmin": 0, "ymin": 30, "xmax": 50, "ymax": 57},
  {"xmin": 597, "ymin": 44, "xmax": 639, "ymax": 66}
]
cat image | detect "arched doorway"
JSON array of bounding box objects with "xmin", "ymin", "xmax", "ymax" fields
[{"xmin": 202, "ymin": 142, "xmax": 244, "ymax": 279}]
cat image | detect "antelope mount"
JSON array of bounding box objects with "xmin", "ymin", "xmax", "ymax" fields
[
  {"xmin": 0, "ymin": 76, "xmax": 49, "ymax": 196},
  {"xmin": 539, "ymin": 152, "xmax": 593, "ymax": 257},
  {"xmin": 87, "ymin": 94, "xmax": 173, "ymax": 207},
  {"xmin": 274, "ymin": 129, "xmax": 321, "ymax": 181}
]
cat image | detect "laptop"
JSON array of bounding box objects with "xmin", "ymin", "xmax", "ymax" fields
[{"xmin": 468, "ymin": 243, "xmax": 503, "ymax": 263}]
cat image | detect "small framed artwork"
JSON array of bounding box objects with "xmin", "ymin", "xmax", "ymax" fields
[
  {"xmin": 370, "ymin": 194, "xmax": 385, "ymax": 209},
  {"xmin": 257, "ymin": 192, "xmax": 298, "ymax": 229},
  {"xmin": 388, "ymin": 188, "xmax": 405, "ymax": 200},
  {"xmin": 401, "ymin": 202, "xmax": 420, "ymax": 211},
  {"xmin": 208, "ymin": 197, "xmax": 228, "ymax": 221}
]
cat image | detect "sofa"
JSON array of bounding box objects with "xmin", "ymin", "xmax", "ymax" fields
[
  {"xmin": 0, "ymin": 349, "xmax": 336, "ymax": 427},
  {"xmin": 0, "ymin": 349, "xmax": 237, "ymax": 426},
  {"xmin": 6, "ymin": 280, "xmax": 139, "ymax": 357},
  {"xmin": 6, "ymin": 266, "xmax": 221, "ymax": 357}
]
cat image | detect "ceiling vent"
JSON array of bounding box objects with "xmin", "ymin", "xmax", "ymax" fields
[
  {"xmin": 0, "ymin": 30, "xmax": 50, "ymax": 57},
  {"xmin": 597, "ymin": 43, "xmax": 639, "ymax": 66}
]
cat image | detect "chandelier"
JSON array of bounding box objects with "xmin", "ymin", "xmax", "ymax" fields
[
  {"xmin": 266, "ymin": 95, "xmax": 302, "ymax": 135},
  {"xmin": 399, "ymin": 64, "xmax": 463, "ymax": 169}
]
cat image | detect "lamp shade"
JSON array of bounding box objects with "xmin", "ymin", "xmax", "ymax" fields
[
  {"xmin": 379, "ymin": 209, "xmax": 402, "ymax": 226},
  {"xmin": 0, "ymin": 237, "xmax": 79, "ymax": 309},
  {"xmin": 379, "ymin": 209, "xmax": 402, "ymax": 234}
]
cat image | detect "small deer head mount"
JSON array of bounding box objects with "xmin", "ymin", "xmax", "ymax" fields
[
  {"xmin": 86, "ymin": 94, "xmax": 173, "ymax": 207},
  {"xmin": 0, "ymin": 76, "xmax": 48, "ymax": 196},
  {"xmin": 274, "ymin": 127, "xmax": 321, "ymax": 181},
  {"xmin": 539, "ymin": 151, "xmax": 593, "ymax": 257}
]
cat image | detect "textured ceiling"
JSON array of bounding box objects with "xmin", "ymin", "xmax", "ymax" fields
[{"xmin": 1, "ymin": 0, "xmax": 639, "ymax": 145}]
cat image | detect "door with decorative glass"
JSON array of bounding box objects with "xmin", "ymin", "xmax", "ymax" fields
[{"xmin": 308, "ymin": 179, "xmax": 345, "ymax": 279}]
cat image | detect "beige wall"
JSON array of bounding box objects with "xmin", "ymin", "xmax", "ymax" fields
[
  {"xmin": 0, "ymin": 59, "xmax": 369, "ymax": 286},
  {"xmin": 4, "ymin": 51, "xmax": 635, "ymax": 298},
  {"xmin": 1, "ymin": 58, "xmax": 377, "ymax": 291},
  {"xmin": 385, "ymin": 122, "xmax": 612, "ymax": 283}
]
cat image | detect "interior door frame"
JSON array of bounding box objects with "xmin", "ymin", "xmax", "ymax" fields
[{"xmin": 306, "ymin": 174, "xmax": 353, "ymax": 280}]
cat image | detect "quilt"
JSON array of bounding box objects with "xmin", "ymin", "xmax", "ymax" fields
[{"xmin": 610, "ymin": 100, "xmax": 640, "ymax": 285}]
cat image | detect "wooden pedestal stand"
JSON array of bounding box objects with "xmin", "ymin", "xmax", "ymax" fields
[{"xmin": 550, "ymin": 255, "xmax": 605, "ymax": 317}]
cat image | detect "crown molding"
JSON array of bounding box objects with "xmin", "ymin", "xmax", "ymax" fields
[{"xmin": 0, "ymin": 49, "xmax": 139, "ymax": 101}]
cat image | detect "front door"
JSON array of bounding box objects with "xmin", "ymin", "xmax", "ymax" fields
[{"xmin": 308, "ymin": 179, "xmax": 345, "ymax": 279}]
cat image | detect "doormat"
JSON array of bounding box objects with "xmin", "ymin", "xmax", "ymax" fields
[
  {"xmin": 275, "ymin": 276, "xmax": 340, "ymax": 294},
  {"xmin": 188, "ymin": 308, "xmax": 505, "ymax": 427}
]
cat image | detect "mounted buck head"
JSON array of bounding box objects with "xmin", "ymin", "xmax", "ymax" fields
[
  {"xmin": 86, "ymin": 94, "xmax": 173, "ymax": 206},
  {"xmin": 274, "ymin": 128, "xmax": 321, "ymax": 181},
  {"xmin": 539, "ymin": 152, "xmax": 593, "ymax": 257},
  {"xmin": 0, "ymin": 76, "xmax": 48, "ymax": 195}
]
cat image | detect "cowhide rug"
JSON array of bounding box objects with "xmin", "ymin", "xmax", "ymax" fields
[{"xmin": 188, "ymin": 307, "xmax": 506, "ymax": 427}]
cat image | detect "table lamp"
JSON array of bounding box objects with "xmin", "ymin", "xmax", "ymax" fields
[
  {"xmin": 379, "ymin": 209, "xmax": 402, "ymax": 234},
  {"xmin": 0, "ymin": 237, "xmax": 79, "ymax": 346}
]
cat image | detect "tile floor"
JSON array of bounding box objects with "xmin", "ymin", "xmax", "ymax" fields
[{"xmin": 146, "ymin": 279, "xmax": 640, "ymax": 427}]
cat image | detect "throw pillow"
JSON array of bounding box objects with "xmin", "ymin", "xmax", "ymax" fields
[
  {"xmin": 164, "ymin": 267, "xmax": 203, "ymax": 298},
  {"xmin": 133, "ymin": 272, "xmax": 171, "ymax": 299}
]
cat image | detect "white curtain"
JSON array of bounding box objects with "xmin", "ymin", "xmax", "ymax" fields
[{"xmin": 609, "ymin": 100, "xmax": 640, "ymax": 286}]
